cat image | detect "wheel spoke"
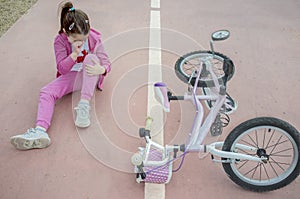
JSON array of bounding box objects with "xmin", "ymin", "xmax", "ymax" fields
[
  {"xmin": 184, "ymin": 61, "xmax": 200, "ymax": 67},
  {"xmin": 269, "ymin": 159, "xmax": 279, "ymax": 177},
  {"xmin": 176, "ymin": 51, "xmax": 230, "ymax": 86},
  {"xmin": 270, "ymin": 147, "xmax": 293, "ymax": 156},
  {"xmin": 269, "ymin": 159, "xmax": 291, "ymax": 167},
  {"xmin": 237, "ymin": 159, "xmax": 249, "ymax": 170},
  {"xmin": 262, "ymin": 164, "xmax": 270, "ymax": 180},
  {"xmin": 269, "ymin": 135, "xmax": 283, "ymax": 155},
  {"xmin": 255, "ymin": 130, "xmax": 259, "ymax": 147},
  {"xmin": 259, "ymin": 164, "xmax": 262, "ymax": 181},
  {"xmin": 222, "ymin": 118, "xmax": 300, "ymax": 191},
  {"xmin": 246, "ymin": 134, "xmax": 259, "ymax": 148},
  {"xmin": 265, "ymin": 129, "xmax": 275, "ymax": 149},
  {"xmin": 240, "ymin": 140, "xmax": 256, "ymax": 148},
  {"xmin": 266, "ymin": 139, "xmax": 289, "ymax": 151},
  {"xmin": 263, "ymin": 128, "xmax": 266, "ymax": 148},
  {"xmin": 243, "ymin": 163, "xmax": 260, "ymax": 178}
]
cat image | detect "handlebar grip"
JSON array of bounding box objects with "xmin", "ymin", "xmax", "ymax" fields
[
  {"xmin": 139, "ymin": 128, "xmax": 151, "ymax": 138},
  {"xmin": 145, "ymin": 117, "xmax": 153, "ymax": 131}
]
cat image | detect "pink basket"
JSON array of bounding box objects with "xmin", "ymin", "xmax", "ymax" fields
[{"xmin": 144, "ymin": 147, "xmax": 172, "ymax": 184}]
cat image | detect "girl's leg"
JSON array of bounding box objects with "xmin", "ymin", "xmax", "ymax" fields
[
  {"xmin": 36, "ymin": 71, "xmax": 82, "ymax": 130},
  {"xmin": 81, "ymin": 54, "xmax": 100, "ymax": 100},
  {"xmin": 11, "ymin": 71, "xmax": 83, "ymax": 150},
  {"xmin": 10, "ymin": 71, "xmax": 86, "ymax": 150},
  {"xmin": 74, "ymin": 54, "xmax": 100, "ymax": 128}
]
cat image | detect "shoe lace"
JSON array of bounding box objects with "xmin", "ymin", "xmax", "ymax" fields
[
  {"xmin": 24, "ymin": 128, "xmax": 36, "ymax": 136},
  {"xmin": 75, "ymin": 103, "xmax": 90, "ymax": 117}
]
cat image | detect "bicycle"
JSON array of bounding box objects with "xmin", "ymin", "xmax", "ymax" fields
[{"xmin": 131, "ymin": 30, "xmax": 300, "ymax": 192}]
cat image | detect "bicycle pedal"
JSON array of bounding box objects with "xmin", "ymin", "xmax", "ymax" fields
[
  {"xmin": 210, "ymin": 114, "xmax": 223, "ymax": 136},
  {"xmin": 210, "ymin": 123, "xmax": 223, "ymax": 136},
  {"xmin": 221, "ymin": 94, "xmax": 238, "ymax": 114}
]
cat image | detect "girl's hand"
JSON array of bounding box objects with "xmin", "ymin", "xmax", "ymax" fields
[
  {"xmin": 70, "ymin": 41, "xmax": 83, "ymax": 61},
  {"xmin": 85, "ymin": 58, "xmax": 106, "ymax": 76},
  {"xmin": 72, "ymin": 41, "xmax": 83, "ymax": 54}
]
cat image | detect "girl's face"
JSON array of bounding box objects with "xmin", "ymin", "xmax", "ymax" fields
[{"xmin": 67, "ymin": 33, "xmax": 89, "ymax": 44}]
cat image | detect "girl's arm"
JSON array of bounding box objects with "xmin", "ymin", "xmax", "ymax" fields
[
  {"xmin": 54, "ymin": 36, "xmax": 76, "ymax": 75},
  {"xmin": 94, "ymin": 38, "xmax": 111, "ymax": 76}
]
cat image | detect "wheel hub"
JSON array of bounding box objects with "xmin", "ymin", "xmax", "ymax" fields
[{"xmin": 256, "ymin": 148, "xmax": 269, "ymax": 163}]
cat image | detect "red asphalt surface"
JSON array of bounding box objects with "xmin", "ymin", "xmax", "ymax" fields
[{"xmin": 0, "ymin": 0, "xmax": 299, "ymax": 198}]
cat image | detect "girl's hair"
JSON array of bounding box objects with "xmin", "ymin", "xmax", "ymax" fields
[{"xmin": 58, "ymin": 1, "xmax": 90, "ymax": 35}]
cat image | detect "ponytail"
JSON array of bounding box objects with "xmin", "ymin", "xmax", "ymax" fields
[{"xmin": 58, "ymin": 1, "xmax": 90, "ymax": 35}]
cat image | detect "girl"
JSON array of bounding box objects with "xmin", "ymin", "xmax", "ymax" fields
[{"xmin": 10, "ymin": 2, "xmax": 111, "ymax": 150}]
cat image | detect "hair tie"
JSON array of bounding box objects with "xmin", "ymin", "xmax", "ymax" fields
[
  {"xmin": 69, "ymin": 7, "xmax": 75, "ymax": 12},
  {"xmin": 69, "ymin": 22, "xmax": 75, "ymax": 30}
]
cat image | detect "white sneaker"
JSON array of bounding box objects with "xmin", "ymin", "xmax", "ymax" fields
[
  {"xmin": 10, "ymin": 128, "xmax": 51, "ymax": 150},
  {"xmin": 74, "ymin": 102, "xmax": 91, "ymax": 128}
]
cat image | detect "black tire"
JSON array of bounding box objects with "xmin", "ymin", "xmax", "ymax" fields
[
  {"xmin": 222, "ymin": 117, "xmax": 300, "ymax": 192},
  {"xmin": 174, "ymin": 51, "xmax": 235, "ymax": 87}
]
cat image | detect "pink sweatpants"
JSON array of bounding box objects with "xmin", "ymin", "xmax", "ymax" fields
[{"xmin": 36, "ymin": 54, "xmax": 100, "ymax": 130}]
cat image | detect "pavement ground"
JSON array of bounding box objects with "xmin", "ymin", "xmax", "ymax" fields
[{"xmin": 0, "ymin": 0, "xmax": 299, "ymax": 198}]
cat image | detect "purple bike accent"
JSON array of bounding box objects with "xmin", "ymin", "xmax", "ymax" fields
[
  {"xmin": 154, "ymin": 82, "xmax": 170, "ymax": 112},
  {"xmin": 144, "ymin": 147, "xmax": 171, "ymax": 183}
]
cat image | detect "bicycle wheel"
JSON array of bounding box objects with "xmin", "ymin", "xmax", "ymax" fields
[
  {"xmin": 222, "ymin": 117, "xmax": 300, "ymax": 192},
  {"xmin": 174, "ymin": 51, "xmax": 235, "ymax": 87}
]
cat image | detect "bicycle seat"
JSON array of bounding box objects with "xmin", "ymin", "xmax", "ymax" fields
[{"xmin": 154, "ymin": 82, "xmax": 170, "ymax": 112}]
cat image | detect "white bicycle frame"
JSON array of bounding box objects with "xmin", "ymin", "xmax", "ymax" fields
[{"xmin": 140, "ymin": 55, "xmax": 267, "ymax": 172}]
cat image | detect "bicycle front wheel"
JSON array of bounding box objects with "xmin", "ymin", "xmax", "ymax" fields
[
  {"xmin": 174, "ymin": 51, "xmax": 234, "ymax": 87},
  {"xmin": 222, "ymin": 117, "xmax": 300, "ymax": 192}
]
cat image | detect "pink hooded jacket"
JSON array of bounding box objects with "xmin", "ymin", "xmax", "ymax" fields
[{"xmin": 54, "ymin": 28, "xmax": 111, "ymax": 90}]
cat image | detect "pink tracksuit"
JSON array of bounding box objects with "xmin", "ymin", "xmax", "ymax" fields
[{"xmin": 36, "ymin": 29, "xmax": 111, "ymax": 130}]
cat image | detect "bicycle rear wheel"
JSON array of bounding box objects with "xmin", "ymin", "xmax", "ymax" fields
[
  {"xmin": 174, "ymin": 51, "xmax": 234, "ymax": 87},
  {"xmin": 222, "ymin": 117, "xmax": 300, "ymax": 192}
]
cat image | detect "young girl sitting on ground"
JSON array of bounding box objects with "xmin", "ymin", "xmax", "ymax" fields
[{"xmin": 10, "ymin": 1, "xmax": 111, "ymax": 150}]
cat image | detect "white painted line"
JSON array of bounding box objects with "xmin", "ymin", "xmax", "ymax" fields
[
  {"xmin": 145, "ymin": 3, "xmax": 165, "ymax": 199},
  {"xmin": 147, "ymin": 10, "xmax": 162, "ymax": 143},
  {"xmin": 145, "ymin": 183, "xmax": 165, "ymax": 199},
  {"xmin": 151, "ymin": 0, "xmax": 160, "ymax": 9}
]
